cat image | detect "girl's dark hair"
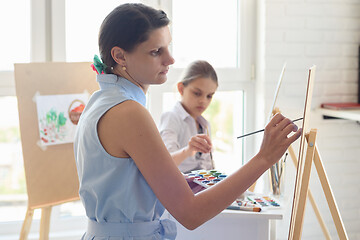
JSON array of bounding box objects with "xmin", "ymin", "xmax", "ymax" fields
[
  {"xmin": 98, "ymin": 3, "xmax": 170, "ymax": 73},
  {"xmin": 180, "ymin": 60, "xmax": 218, "ymax": 86}
]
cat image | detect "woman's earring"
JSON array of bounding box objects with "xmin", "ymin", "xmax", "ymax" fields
[{"xmin": 122, "ymin": 66, "xmax": 126, "ymax": 71}]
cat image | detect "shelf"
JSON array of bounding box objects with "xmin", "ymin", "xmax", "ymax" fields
[{"xmin": 317, "ymin": 108, "xmax": 360, "ymax": 122}]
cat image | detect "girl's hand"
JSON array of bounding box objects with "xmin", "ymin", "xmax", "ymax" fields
[
  {"xmin": 187, "ymin": 134, "xmax": 212, "ymax": 156},
  {"xmin": 258, "ymin": 113, "xmax": 302, "ymax": 166}
]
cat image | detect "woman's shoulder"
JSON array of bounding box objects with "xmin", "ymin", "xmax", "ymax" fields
[
  {"xmin": 97, "ymin": 99, "xmax": 155, "ymax": 157},
  {"xmin": 107, "ymin": 99, "xmax": 150, "ymax": 122},
  {"xmin": 98, "ymin": 100, "xmax": 153, "ymax": 139}
]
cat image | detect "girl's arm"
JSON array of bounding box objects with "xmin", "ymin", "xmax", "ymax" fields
[
  {"xmin": 168, "ymin": 134, "xmax": 212, "ymax": 166},
  {"xmin": 98, "ymin": 100, "xmax": 301, "ymax": 230},
  {"xmin": 159, "ymin": 113, "xmax": 212, "ymax": 166}
]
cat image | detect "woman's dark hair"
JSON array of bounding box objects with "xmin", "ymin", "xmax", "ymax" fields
[
  {"xmin": 180, "ymin": 60, "xmax": 218, "ymax": 86},
  {"xmin": 99, "ymin": 3, "xmax": 170, "ymax": 73}
]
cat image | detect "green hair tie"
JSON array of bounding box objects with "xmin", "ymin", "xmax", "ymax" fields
[{"xmin": 93, "ymin": 55, "xmax": 107, "ymax": 74}]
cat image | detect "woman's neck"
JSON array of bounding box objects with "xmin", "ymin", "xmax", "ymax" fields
[{"xmin": 112, "ymin": 68, "xmax": 149, "ymax": 94}]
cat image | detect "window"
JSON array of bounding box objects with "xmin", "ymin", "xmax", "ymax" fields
[
  {"xmin": 0, "ymin": 0, "xmax": 30, "ymax": 230},
  {"xmin": 148, "ymin": 0, "xmax": 256, "ymax": 169},
  {"xmin": 0, "ymin": 1, "xmax": 255, "ymax": 238},
  {"xmin": 150, "ymin": 68, "xmax": 255, "ymax": 173},
  {"xmin": 0, "ymin": 0, "xmax": 30, "ymax": 71},
  {"xmin": 203, "ymin": 91, "xmax": 245, "ymax": 172},
  {"xmin": 171, "ymin": 0, "xmax": 239, "ymax": 68},
  {"xmin": 162, "ymin": 90, "xmax": 245, "ymax": 174},
  {"xmin": 65, "ymin": 0, "xmax": 140, "ymax": 62},
  {"xmin": 0, "ymin": 97, "xmax": 26, "ymax": 222}
]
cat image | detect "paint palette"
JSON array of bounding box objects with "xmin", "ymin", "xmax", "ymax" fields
[
  {"xmin": 246, "ymin": 195, "xmax": 281, "ymax": 208},
  {"xmin": 184, "ymin": 170, "xmax": 227, "ymax": 189}
]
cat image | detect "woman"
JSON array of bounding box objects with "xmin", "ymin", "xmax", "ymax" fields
[
  {"xmin": 74, "ymin": 3, "xmax": 301, "ymax": 240},
  {"xmin": 159, "ymin": 60, "xmax": 218, "ymax": 173}
]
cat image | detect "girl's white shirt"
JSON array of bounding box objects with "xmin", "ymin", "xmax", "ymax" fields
[{"xmin": 159, "ymin": 101, "xmax": 213, "ymax": 173}]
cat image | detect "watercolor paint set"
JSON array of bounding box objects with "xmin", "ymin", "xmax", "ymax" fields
[
  {"xmin": 184, "ymin": 170, "xmax": 227, "ymax": 189},
  {"xmin": 227, "ymin": 200, "xmax": 262, "ymax": 212},
  {"xmin": 246, "ymin": 195, "xmax": 281, "ymax": 209},
  {"xmin": 183, "ymin": 170, "xmax": 280, "ymax": 211}
]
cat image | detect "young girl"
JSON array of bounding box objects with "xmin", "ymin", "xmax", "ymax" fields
[
  {"xmin": 74, "ymin": 3, "xmax": 301, "ymax": 240},
  {"xmin": 159, "ymin": 60, "xmax": 217, "ymax": 173}
]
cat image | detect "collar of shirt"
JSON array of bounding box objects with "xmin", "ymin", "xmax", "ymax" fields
[
  {"xmin": 174, "ymin": 101, "xmax": 208, "ymax": 129},
  {"xmin": 96, "ymin": 74, "xmax": 146, "ymax": 107}
]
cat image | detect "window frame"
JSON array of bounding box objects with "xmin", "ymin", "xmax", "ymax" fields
[
  {"xmin": 149, "ymin": 0, "xmax": 257, "ymax": 161},
  {"xmin": 0, "ymin": 0, "xmax": 256, "ymax": 237},
  {"xmin": 0, "ymin": 0, "xmax": 84, "ymax": 237}
]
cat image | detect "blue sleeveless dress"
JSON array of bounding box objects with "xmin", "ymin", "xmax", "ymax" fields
[{"xmin": 74, "ymin": 74, "xmax": 177, "ymax": 240}]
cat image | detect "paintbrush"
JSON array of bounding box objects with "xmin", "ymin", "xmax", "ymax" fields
[
  {"xmin": 237, "ymin": 117, "xmax": 303, "ymax": 139},
  {"xmin": 205, "ymin": 125, "xmax": 215, "ymax": 169}
]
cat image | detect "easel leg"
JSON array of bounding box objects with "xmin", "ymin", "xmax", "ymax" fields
[
  {"xmin": 39, "ymin": 206, "xmax": 52, "ymax": 240},
  {"xmin": 288, "ymin": 145, "xmax": 331, "ymax": 240},
  {"xmin": 248, "ymin": 182, "xmax": 256, "ymax": 192},
  {"xmin": 19, "ymin": 207, "xmax": 34, "ymax": 240},
  {"xmin": 290, "ymin": 130, "xmax": 317, "ymax": 240},
  {"xmin": 312, "ymin": 145, "xmax": 349, "ymax": 240},
  {"xmin": 307, "ymin": 190, "xmax": 331, "ymax": 240}
]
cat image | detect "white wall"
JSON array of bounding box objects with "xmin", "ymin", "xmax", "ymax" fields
[{"xmin": 257, "ymin": 0, "xmax": 360, "ymax": 239}]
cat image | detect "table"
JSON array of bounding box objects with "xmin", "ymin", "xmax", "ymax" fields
[{"xmin": 163, "ymin": 208, "xmax": 282, "ymax": 240}]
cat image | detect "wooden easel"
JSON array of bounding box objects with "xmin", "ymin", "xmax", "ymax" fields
[
  {"xmin": 288, "ymin": 129, "xmax": 348, "ymax": 240},
  {"xmin": 253, "ymin": 108, "xmax": 346, "ymax": 239},
  {"xmin": 270, "ymin": 107, "xmax": 331, "ymax": 239},
  {"xmin": 14, "ymin": 62, "xmax": 98, "ymax": 240},
  {"xmin": 20, "ymin": 206, "xmax": 55, "ymax": 240},
  {"xmin": 249, "ymin": 65, "xmax": 347, "ymax": 238},
  {"xmin": 287, "ymin": 65, "xmax": 347, "ymax": 239}
]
